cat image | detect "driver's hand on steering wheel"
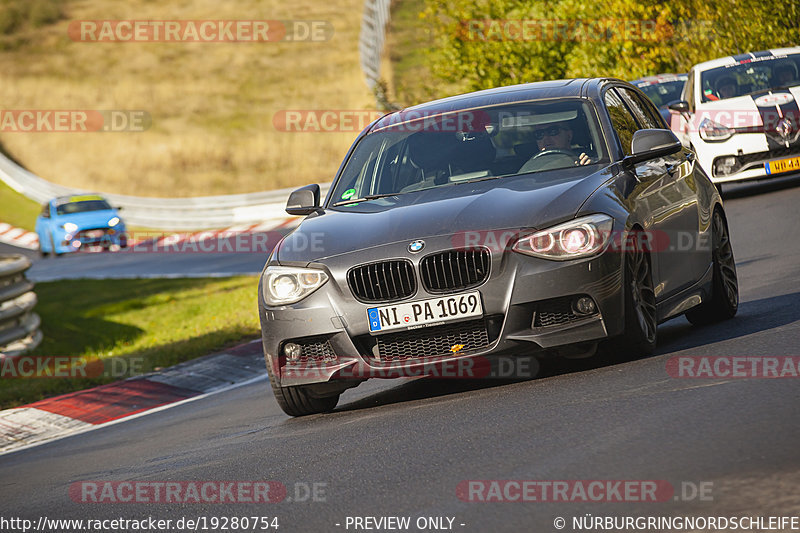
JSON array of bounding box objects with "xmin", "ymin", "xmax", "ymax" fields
[{"xmin": 576, "ymin": 153, "xmax": 593, "ymax": 166}]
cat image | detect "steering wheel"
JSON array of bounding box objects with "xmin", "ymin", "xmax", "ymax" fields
[{"xmin": 520, "ymin": 149, "xmax": 578, "ymax": 172}]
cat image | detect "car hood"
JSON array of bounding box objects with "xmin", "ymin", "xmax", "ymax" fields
[
  {"xmin": 53, "ymin": 210, "xmax": 120, "ymax": 228},
  {"xmin": 276, "ymin": 167, "xmax": 615, "ymax": 263},
  {"xmin": 693, "ymin": 86, "xmax": 800, "ymax": 129}
]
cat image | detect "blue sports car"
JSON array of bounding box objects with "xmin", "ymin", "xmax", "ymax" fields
[{"xmin": 35, "ymin": 194, "xmax": 128, "ymax": 256}]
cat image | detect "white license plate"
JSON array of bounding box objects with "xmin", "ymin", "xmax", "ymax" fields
[
  {"xmin": 85, "ymin": 230, "xmax": 105, "ymax": 238},
  {"xmin": 367, "ymin": 291, "xmax": 482, "ymax": 333}
]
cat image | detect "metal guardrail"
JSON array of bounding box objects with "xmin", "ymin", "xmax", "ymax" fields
[
  {"xmin": 0, "ymin": 2, "xmax": 388, "ymax": 230},
  {"xmin": 359, "ymin": 0, "xmax": 392, "ymax": 89},
  {"xmin": 0, "ymin": 254, "xmax": 41, "ymax": 357},
  {"xmin": 0, "ymin": 153, "xmax": 331, "ymax": 230}
]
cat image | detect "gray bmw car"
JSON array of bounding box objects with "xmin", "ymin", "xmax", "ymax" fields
[{"xmin": 259, "ymin": 78, "xmax": 739, "ymax": 416}]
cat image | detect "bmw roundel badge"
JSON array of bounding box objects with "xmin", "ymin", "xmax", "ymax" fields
[{"xmin": 408, "ymin": 240, "xmax": 425, "ymax": 253}]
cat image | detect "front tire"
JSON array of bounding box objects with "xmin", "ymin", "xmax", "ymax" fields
[
  {"xmin": 615, "ymin": 230, "xmax": 657, "ymax": 357},
  {"xmin": 686, "ymin": 208, "xmax": 738, "ymax": 325},
  {"xmin": 266, "ymin": 358, "xmax": 339, "ymax": 416},
  {"xmin": 50, "ymin": 234, "xmax": 62, "ymax": 257}
]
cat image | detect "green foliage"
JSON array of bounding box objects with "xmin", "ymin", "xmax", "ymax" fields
[{"xmin": 422, "ymin": 0, "xmax": 800, "ymax": 97}]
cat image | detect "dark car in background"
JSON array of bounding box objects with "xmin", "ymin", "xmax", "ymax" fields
[
  {"xmin": 631, "ymin": 73, "xmax": 688, "ymax": 125},
  {"xmin": 259, "ymin": 78, "xmax": 739, "ymax": 416}
]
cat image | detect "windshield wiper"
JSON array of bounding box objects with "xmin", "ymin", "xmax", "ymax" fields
[
  {"xmin": 449, "ymin": 175, "xmax": 502, "ymax": 186},
  {"xmin": 332, "ymin": 193, "xmax": 400, "ymax": 207}
]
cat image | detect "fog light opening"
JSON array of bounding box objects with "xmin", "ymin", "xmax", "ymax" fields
[
  {"xmin": 283, "ymin": 342, "xmax": 302, "ymax": 362},
  {"xmin": 573, "ymin": 296, "xmax": 596, "ymax": 316},
  {"xmin": 715, "ymin": 156, "xmax": 737, "ymax": 176}
]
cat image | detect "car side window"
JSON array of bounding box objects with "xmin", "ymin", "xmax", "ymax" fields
[
  {"xmin": 625, "ymin": 88, "xmax": 664, "ymax": 128},
  {"xmin": 617, "ymin": 88, "xmax": 660, "ymax": 129},
  {"xmin": 604, "ymin": 89, "xmax": 638, "ymax": 156},
  {"xmin": 40, "ymin": 204, "xmax": 50, "ymax": 219}
]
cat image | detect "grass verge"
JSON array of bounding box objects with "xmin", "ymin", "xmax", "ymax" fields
[
  {"xmin": 0, "ymin": 276, "xmax": 262, "ymax": 409},
  {"xmin": 0, "ymin": 0, "xmax": 372, "ymax": 197},
  {"xmin": 0, "ymin": 178, "xmax": 40, "ymax": 232}
]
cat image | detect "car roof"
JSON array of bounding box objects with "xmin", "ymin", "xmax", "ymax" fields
[
  {"xmin": 370, "ymin": 78, "xmax": 628, "ymax": 132},
  {"xmin": 691, "ymin": 47, "xmax": 800, "ymax": 72},
  {"xmin": 51, "ymin": 194, "xmax": 108, "ymax": 206}
]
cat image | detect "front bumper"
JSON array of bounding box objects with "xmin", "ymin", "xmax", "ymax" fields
[
  {"xmin": 58, "ymin": 227, "xmax": 128, "ymax": 253},
  {"xmin": 692, "ymin": 132, "xmax": 800, "ymax": 184},
  {"xmin": 259, "ymin": 234, "xmax": 627, "ymax": 387}
]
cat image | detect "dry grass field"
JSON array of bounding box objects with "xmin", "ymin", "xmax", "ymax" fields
[{"xmin": 0, "ymin": 0, "xmax": 373, "ymax": 197}]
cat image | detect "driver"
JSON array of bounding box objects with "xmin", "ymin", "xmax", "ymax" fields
[
  {"xmin": 532, "ymin": 121, "xmax": 593, "ymax": 165},
  {"xmin": 714, "ymin": 76, "xmax": 737, "ymax": 100}
]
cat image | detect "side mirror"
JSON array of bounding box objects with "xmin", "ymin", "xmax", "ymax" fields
[
  {"xmin": 668, "ymin": 100, "xmax": 690, "ymax": 114},
  {"xmin": 115, "ymin": 206, "xmax": 124, "ymax": 211},
  {"xmin": 624, "ymin": 129, "xmax": 683, "ymax": 165},
  {"xmin": 286, "ymin": 184, "xmax": 321, "ymax": 216}
]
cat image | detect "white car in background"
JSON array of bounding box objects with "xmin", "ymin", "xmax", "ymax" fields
[{"xmin": 669, "ymin": 47, "xmax": 800, "ymax": 189}]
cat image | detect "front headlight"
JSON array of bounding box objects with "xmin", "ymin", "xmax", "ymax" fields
[
  {"xmin": 108, "ymin": 216, "xmax": 120, "ymax": 227},
  {"xmin": 62, "ymin": 222, "xmax": 78, "ymax": 233},
  {"xmin": 512, "ymin": 214, "xmax": 614, "ymax": 260},
  {"xmin": 698, "ymin": 118, "xmax": 733, "ymax": 142},
  {"xmin": 262, "ymin": 266, "xmax": 329, "ymax": 306}
]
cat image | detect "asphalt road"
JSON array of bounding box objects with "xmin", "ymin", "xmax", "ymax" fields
[
  {"xmin": 0, "ymin": 228, "xmax": 295, "ymax": 281},
  {"xmin": 1, "ymin": 177, "xmax": 800, "ymax": 532}
]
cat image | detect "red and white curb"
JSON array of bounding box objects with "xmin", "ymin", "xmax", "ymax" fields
[
  {"xmin": 0, "ymin": 218, "xmax": 298, "ymax": 252},
  {"xmin": 0, "ymin": 339, "xmax": 266, "ymax": 456},
  {"xmin": 129, "ymin": 218, "xmax": 297, "ymax": 248},
  {"xmin": 0, "ymin": 222, "xmax": 39, "ymax": 250}
]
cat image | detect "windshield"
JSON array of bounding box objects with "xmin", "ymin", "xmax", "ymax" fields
[
  {"xmin": 56, "ymin": 199, "xmax": 112, "ymax": 215},
  {"xmin": 329, "ymin": 99, "xmax": 607, "ymax": 206},
  {"xmin": 634, "ymin": 78, "xmax": 686, "ymax": 108},
  {"xmin": 700, "ymin": 53, "xmax": 800, "ymax": 102}
]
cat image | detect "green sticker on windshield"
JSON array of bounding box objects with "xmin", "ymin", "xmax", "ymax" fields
[{"xmin": 341, "ymin": 188, "xmax": 356, "ymax": 199}]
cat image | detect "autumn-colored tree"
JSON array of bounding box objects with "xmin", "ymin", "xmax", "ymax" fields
[{"xmin": 422, "ymin": 0, "xmax": 800, "ymax": 98}]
